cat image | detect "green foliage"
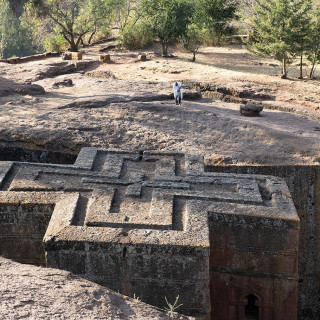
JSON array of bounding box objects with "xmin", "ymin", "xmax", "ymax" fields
[
  {"xmin": 306, "ymin": 2, "xmax": 320, "ymax": 78},
  {"xmin": 112, "ymin": 0, "xmax": 140, "ymax": 34},
  {"xmin": 244, "ymin": 0, "xmax": 312, "ymax": 78},
  {"xmin": 139, "ymin": 0, "xmax": 193, "ymax": 56},
  {"xmin": 26, "ymin": 0, "xmax": 115, "ymax": 52},
  {"xmin": 179, "ymin": 23, "xmax": 204, "ymax": 61},
  {"xmin": 121, "ymin": 20, "xmax": 153, "ymax": 49},
  {"xmin": 164, "ymin": 295, "xmax": 183, "ymax": 318},
  {"xmin": 43, "ymin": 33, "xmax": 68, "ymax": 52},
  {"xmin": 0, "ymin": 0, "xmax": 36, "ymax": 59},
  {"xmin": 194, "ymin": 0, "xmax": 239, "ymax": 44}
]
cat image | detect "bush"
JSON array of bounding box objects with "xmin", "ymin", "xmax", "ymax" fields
[
  {"xmin": 121, "ymin": 21, "xmax": 153, "ymax": 50},
  {"xmin": 43, "ymin": 33, "xmax": 68, "ymax": 52}
]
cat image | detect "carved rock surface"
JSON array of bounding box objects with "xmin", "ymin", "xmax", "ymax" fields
[{"xmin": 0, "ymin": 256, "xmax": 192, "ymax": 320}]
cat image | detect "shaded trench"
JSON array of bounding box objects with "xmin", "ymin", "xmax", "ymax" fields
[{"xmin": 0, "ymin": 146, "xmax": 77, "ymax": 265}]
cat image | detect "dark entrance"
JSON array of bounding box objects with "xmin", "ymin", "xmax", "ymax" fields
[{"xmin": 245, "ymin": 294, "xmax": 259, "ymax": 320}]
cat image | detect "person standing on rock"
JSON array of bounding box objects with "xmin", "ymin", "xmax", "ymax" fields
[{"xmin": 173, "ymin": 81, "xmax": 183, "ymax": 105}]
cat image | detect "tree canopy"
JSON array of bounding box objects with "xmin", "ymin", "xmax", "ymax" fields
[
  {"xmin": 139, "ymin": 0, "xmax": 193, "ymax": 56},
  {"xmin": 245, "ymin": 0, "xmax": 312, "ymax": 78}
]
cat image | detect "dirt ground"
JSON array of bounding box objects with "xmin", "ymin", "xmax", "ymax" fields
[{"xmin": 0, "ymin": 42, "xmax": 319, "ymax": 165}]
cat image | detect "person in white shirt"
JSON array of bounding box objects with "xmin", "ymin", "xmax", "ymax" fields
[{"xmin": 173, "ymin": 81, "xmax": 183, "ymax": 105}]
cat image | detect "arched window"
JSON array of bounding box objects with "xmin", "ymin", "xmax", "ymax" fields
[{"xmin": 244, "ymin": 294, "xmax": 259, "ymax": 320}]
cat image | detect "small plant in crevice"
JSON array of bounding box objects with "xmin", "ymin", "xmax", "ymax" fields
[
  {"xmin": 133, "ymin": 293, "xmax": 140, "ymax": 302},
  {"xmin": 164, "ymin": 295, "xmax": 183, "ymax": 319}
]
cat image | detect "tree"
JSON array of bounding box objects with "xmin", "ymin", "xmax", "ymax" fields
[
  {"xmin": 113, "ymin": 0, "xmax": 140, "ymax": 35},
  {"xmin": 26, "ymin": 0, "xmax": 113, "ymax": 52},
  {"xmin": 140, "ymin": 0, "xmax": 193, "ymax": 56},
  {"xmin": 182, "ymin": 24, "xmax": 203, "ymax": 62},
  {"xmin": 245, "ymin": 0, "xmax": 312, "ymax": 79},
  {"xmin": 197, "ymin": 0, "xmax": 239, "ymax": 44},
  {"xmin": 307, "ymin": 1, "xmax": 320, "ymax": 79},
  {"xmin": 0, "ymin": 0, "xmax": 35, "ymax": 58},
  {"xmin": 290, "ymin": 0, "xmax": 312, "ymax": 79}
]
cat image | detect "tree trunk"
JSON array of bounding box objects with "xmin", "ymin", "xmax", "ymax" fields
[
  {"xmin": 281, "ymin": 57, "xmax": 287, "ymax": 79},
  {"xmin": 298, "ymin": 53, "xmax": 303, "ymax": 79},
  {"xmin": 309, "ymin": 46, "xmax": 319, "ymax": 79},
  {"xmin": 309, "ymin": 63, "xmax": 316, "ymax": 79},
  {"xmin": 161, "ymin": 41, "xmax": 168, "ymax": 56},
  {"xmin": 70, "ymin": 41, "xmax": 78, "ymax": 52},
  {"xmin": 191, "ymin": 51, "xmax": 196, "ymax": 62},
  {"xmin": 67, "ymin": 33, "xmax": 78, "ymax": 52},
  {"xmin": 88, "ymin": 26, "xmax": 97, "ymax": 45}
]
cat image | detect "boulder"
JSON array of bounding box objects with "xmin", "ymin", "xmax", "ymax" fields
[
  {"xmin": 52, "ymin": 78, "xmax": 73, "ymax": 88},
  {"xmin": 138, "ymin": 53, "xmax": 147, "ymax": 62},
  {"xmin": 240, "ymin": 103, "xmax": 263, "ymax": 116}
]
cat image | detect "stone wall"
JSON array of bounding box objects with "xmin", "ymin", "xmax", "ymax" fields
[
  {"xmin": 0, "ymin": 52, "xmax": 60, "ymax": 64},
  {"xmin": 0, "ymin": 191, "xmax": 55, "ymax": 265},
  {"xmin": 206, "ymin": 165, "xmax": 320, "ymax": 320}
]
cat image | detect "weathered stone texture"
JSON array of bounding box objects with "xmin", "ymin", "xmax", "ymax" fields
[
  {"xmin": 207, "ymin": 165, "xmax": 320, "ymax": 319},
  {"xmin": 0, "ymin": 149, "xmax": 299, "ymax": 319},
  {"xmin": 61, "ymin": 52, "xmax": 83, "ymax": 61},
  {"xmin": 240, "ymin": 103, "xmax": 263, "ymax": 116},
  {"xmin": 138, "ymin": 53, "xmax": 147, "ymax": 62},
  {"xmin": 99, "ymin": 54, "xmax": 111, "ymax": 63}
]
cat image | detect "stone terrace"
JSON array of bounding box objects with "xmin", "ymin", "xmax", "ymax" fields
[{"xmin": 0, "ymin": 148, "xmax": 299, "ymax": 319}]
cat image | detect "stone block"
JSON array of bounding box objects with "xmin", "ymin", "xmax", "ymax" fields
[
  {"xmin": 71, "ymin": 52, "xmax": 83, "ymax": 60},
  {"xmin": 61, "ymin": 52, "xmax": 72, "ymax": 60},
  {"xmin": 99, "ymin": 54, "xmax": 111, "ymax": 63},
  {"xmin": 138, "ymin": 53, "xmax": 147, "ymax": 62},
  {"xmin": 9, "ymin": 57, "xmax": 20, "ymax": 64}
]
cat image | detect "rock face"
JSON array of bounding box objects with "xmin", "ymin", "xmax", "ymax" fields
[
  {"xmin": 0, "ymin": 256, "xmax": 192, "ymax": 320},
  {"xmin": 240, "ymin": 103, "xmax": 264, "ymax": 116},
  {"xmin": 0, "ymin": 148, "xmax": 299, "ymax": 319},
  {"xmin": 0, "ymin": 83, "xmax": 45, "ymax": 97}
]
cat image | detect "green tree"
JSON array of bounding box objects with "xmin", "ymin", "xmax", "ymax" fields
[
  {"xmin": 26, "ymin": 0, "xmax": 113, "ymax": 52},
  {"xmin": 113, "ymin": 0, "xmax": 140, "ymax": 35},
  {"xmin": 290, "ymin": 0, "xmax": 312, "ymax": 78},
  {"xmin": 197, "ymin": 0, "xmax": 239, "ymax": 44},
  {"xmin": 245, "ymin": 0, "xmax": 312, "ymax": 79},
  {"xmin": 0, "ymin": 0, "xmax": 35, "ymax": 58},
  {"xmin": 140, "ymin": 0, "xmax": 193, "ymax": 56},
  {"xmin": 307, "ymin": 1, "xmax": 320, "ymax": 79},
  {"xmin": 181, "ymin": 23, "xmax": 203, "ymax": 62}
]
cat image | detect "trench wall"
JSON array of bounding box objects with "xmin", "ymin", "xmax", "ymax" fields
[{"xmin": 206, "ymin": 164, "xmax": 320, "ymax": 320}]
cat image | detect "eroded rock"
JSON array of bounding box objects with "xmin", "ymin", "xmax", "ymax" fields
[
  {"xmin": 240, "ymin": 103, "xmax": 264, "ymax": 116},
  {"xmin": 0, "ymin": 256, "xmax": 192, "ymax": 319}
]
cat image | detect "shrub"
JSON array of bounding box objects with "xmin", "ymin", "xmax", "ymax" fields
[
  {"xmin": 43, "ymin": 33, "xmax": 68, "ymax": 52},
  {"xmin": 121, "ymin": 21, "xmax": 153, "ymax": 50}
]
